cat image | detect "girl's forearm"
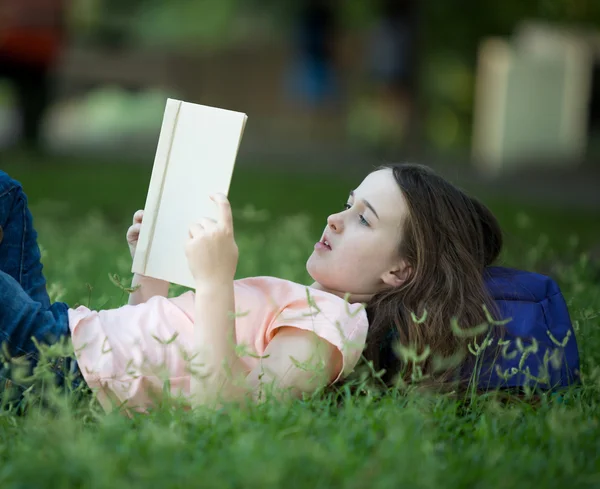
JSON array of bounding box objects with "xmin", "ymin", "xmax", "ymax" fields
[
  {"xmin": 128, "ymin": 274, "xmax": 170, "ymax": 305},
  {"xmin": 190, "ymin": 280, "xmax": 246, "ymax": 408}
]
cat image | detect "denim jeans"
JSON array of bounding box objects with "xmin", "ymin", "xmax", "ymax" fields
[{"xmin": 0, "ymin": 170, "xmax": 74, "ymax": 391}]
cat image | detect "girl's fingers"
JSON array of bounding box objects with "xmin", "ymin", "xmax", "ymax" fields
[
  {"xmin": 210, "ymin": 194, "xmax": 233, "ymax": 231},
  {"xmin": 188, "ymin": 218, "xmax": 217, "ymax": 239},
  {"xmin": 127, "ymin": 223, "xmax": 141, "ymax": 242},
  {"xmin": 188, "ymin": 222, "xmax": 204, "ymax": 238},
  {"xmin": 197, "ymin": 217, "xmax": 217, "ymax": 228},
  {"xmin": 133, "ymin": 210, "xmax": 144, "ymax": 224}
]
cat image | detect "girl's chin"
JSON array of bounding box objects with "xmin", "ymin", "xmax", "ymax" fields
[
  {"xmin": 306, "ymin": 257, "xmax": 347, "ymax": 289},
  {"xmin": 305, "ymin": 271, "xmax": 340, "ymax": 293},
  {"xmin": 305, "ymin": 263, "xmax": 329, "ymax": 286}
]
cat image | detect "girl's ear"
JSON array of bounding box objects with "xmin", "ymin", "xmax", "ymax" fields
[{"xmin": 381, "ymin": 260, "xmax": 412, "ymax": 288}]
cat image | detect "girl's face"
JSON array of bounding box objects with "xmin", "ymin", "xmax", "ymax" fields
[{"xmin": 307, "ymin": 169, "xmax": 411, "ymax": 300}]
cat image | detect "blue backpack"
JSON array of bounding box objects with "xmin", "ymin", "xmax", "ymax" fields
[
  {"xmin": 474, "ymin": 267, "xmax": 580, "ymax": 390},
  {"xmin": 378, "ymin": 267, "xmax": 580, "ymax": 390}
]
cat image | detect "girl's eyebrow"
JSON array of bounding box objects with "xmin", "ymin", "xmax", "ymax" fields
[{"xmin": 349, "ymin": 191, "xmax": 380, "ymax": 220}]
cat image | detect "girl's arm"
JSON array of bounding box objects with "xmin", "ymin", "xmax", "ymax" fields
[
  {"xmin": 244, "ymin": 326, "xmax": 339, "ymax": 402},
  {"xmin": 186, "ymin": 194, "xmax": 338, "ymax": 408},
  {"xmin": 190, "ymin": 281, "xmax": 244, "ymax": 405},
  {"xmin": 126, "ymin": 210, "xmax": 169, "ymax": 305},
  {"xmin": 189, "ymin": 279, "xmax": 339, "ymax": 408},
  {"xmin": 128, "ymin": 274, "xmax": 170, "ymax": 306}
]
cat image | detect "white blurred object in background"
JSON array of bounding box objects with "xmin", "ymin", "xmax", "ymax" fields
[{"xmin": 472, "ymin": 21, "xmax": 599, "ymax": 175}]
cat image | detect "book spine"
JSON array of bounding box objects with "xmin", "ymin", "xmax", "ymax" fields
[{"xmin": 132, "ymin": 98, "xmax": 182, "ymax": 277}]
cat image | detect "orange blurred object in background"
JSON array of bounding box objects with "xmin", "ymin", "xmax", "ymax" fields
[{"xmin": 0, "ymin": 0, "xmax": 66, "ymax": 67}]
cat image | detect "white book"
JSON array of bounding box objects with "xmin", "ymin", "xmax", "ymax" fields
[{"xmin": 132, "ymin": 98, "xmax": 248, "ymax": 289}]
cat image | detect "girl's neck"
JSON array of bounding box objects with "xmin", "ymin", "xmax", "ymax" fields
[{"xmin": 309, "ymin": 282, "xmax": 373, "ymax": 304}]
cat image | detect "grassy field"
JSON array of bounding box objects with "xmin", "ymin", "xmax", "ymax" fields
[{"xmin": 1, "ymin": 153, "xmax": 600, "ymax": 488}]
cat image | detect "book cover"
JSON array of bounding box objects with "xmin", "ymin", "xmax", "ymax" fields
[{"xmin": 132, "ymin": 98, "xmax": 247, "ymax": 288}]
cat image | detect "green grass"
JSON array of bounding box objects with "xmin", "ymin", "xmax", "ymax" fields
[{"xmin": 1, "ymin": 153, "xmax": 600, "ymax": 488}]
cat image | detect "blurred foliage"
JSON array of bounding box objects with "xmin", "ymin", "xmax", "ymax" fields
[
  {"xmin": 66, "ymin": 0, "xmax": 600, "ymax": 49},
  {"xmin": 65, "ymin": 0, "xmax": 600, "ymax": 150},
  {"xmin": 66, "ymin": 0, "xmax": 382, "ymax": 48},
  {"xmin": 68, "ymin": 0, "xmax": 242, "ymax": 48}
]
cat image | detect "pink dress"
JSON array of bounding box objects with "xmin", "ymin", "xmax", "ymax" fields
[{"xmin": 68, "ymin": 277, "xmax": 369, "ymax": 412}]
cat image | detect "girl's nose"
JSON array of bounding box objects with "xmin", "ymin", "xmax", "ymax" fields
[{"xmin": 327, "ymin": 213, "xmax": 343, "ymax": 233}]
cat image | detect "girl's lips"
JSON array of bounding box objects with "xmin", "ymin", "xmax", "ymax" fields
[{"xmin": 314, "ymin": 241, "xmax": 332, "ymax": 251}]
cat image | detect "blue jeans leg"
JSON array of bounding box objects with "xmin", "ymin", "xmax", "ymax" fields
[
  {"xmin": 0, "ymin": 171, "xmax": 77, "ymax": 394},
  {"xmin": 0, "ymin": 269, "xmax": 69, "ymax": 359},
  {"xmin": 0, "ymin": 268, "xmax": 73, "ymax": 399},
  {"xmin": 0, "ymin": 170, "xmax": 50, "ymax": 308}
]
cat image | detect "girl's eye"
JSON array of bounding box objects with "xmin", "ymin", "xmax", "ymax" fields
[{"xmin": 344, "ymin": 203, "xmax": 370, "ymax": 227}]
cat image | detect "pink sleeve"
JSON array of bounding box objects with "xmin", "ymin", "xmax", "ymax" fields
[{"xmin": 265, "ymin": 299, "xmax": 368, "ymax": 382}]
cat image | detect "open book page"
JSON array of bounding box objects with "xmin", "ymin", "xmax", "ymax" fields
[{"xmin": 132, "ymin": 98, "xmax": 247, "ymax": 288}]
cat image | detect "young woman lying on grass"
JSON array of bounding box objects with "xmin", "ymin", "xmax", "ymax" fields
[{"xmin": 0, "ymin": 163, "xmax": 578, "ymax": 413}]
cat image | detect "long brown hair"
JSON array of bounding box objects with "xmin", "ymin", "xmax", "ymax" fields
[{"xmin": 363, "ymin": 163, "xmax": 503, "ymax": 389}]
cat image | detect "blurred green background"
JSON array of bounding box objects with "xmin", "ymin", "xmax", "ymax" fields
[
  {"xmin": 1, "ymin": 0, "xmax": 600, "ymax": 288},
  {"xmin": 2, "ymin": 0, "xmax": 600, "ymax": 155},
  {"xmin": 58, "ymin": 0, "xmax": 600, "ymax": 152}
]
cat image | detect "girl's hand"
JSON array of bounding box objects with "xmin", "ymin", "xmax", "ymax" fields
[
  {"xmin": 185, "ymin": 194, "xmax": 238, "ymax": 287},
  {"xmin": 127, "ymin": 210, "xmax": 144, "ymax": 259}
]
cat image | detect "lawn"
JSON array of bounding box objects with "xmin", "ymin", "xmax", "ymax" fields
[{"xmin": 1, "ymin": 152, "xmax": 600, "ymax": 488}]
